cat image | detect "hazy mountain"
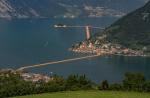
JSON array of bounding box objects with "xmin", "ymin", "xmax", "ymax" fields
[
  {"xmin": 0, "ymin": 0, "xmax": 148, "ymax": 19},
  {"xmin": 94, "ymin": 0, "xmax": 150, "ymax": 51}
]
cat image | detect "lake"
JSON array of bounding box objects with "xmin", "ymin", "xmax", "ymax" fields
[{"xmin": 0, "ymin": 18, "xmax": 150, "ymax": 83}]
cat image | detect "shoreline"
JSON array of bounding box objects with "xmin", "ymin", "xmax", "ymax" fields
[{"xmin": 70, "ymin": 48, "xmax": 150, "ymax": 58}]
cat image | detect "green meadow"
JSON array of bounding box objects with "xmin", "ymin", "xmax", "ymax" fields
[{"xmin": 12, "ymin": 91, "xmax": 150, "ymax": 98}]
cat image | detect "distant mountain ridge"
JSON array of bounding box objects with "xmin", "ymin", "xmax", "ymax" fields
[
  {"xmin": 0, "ymin": 0, "xmax": 148, "ymax": 19},
  {"xmin": 94, "ymin": 0, "xmax": 150, "ymax": 51}
]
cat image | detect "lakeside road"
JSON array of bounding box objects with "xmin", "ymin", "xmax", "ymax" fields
[{"xmin": 17, "ymin": 55, "xmax": 100, "ymax": 71}]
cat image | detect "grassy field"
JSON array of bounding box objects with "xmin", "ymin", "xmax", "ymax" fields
[{"xmin": 11, "ymin": 91, "xmax": 150, "ymax": 98}]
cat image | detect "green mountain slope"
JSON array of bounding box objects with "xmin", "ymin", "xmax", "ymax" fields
[{"xmin": 95, "ymin": 1, "xmax": 150, "ymax": 51}]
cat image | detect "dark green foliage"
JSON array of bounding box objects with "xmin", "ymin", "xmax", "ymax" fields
[
  {"xmin": 123, "ymin": 72, "xmax": 145, "ymax": 91},
  {"xmin": 0, "ymin": 73, "xmax": 93, "ymax": 98},
  {"xmin": 98, "ymin": 80, "xmax": 109, "ymax": 90},
  {"xmin": 0, "ymin": 73, "xmax": 36, "ymax": 97},
  {"xmin": 66, "ymin": 74, "xmax": 93, "ymax": 91},
  {"xmin": 143, "ymin": 81, "xmax": 150, "ymax": 92},
  {"xmin": 1, "ymin": 72, "xmax": 150, "ymax": 97},
  {"xmin": 109, "ymin": 83, "xmax": 123, "ymax": 91},
  {"xmin": 46, "ymin": 75, "xmax": 66, "ymax": 92},
  {"xmin": 98, "ymin": 72, "xmax": 150, "ymax": 92}
]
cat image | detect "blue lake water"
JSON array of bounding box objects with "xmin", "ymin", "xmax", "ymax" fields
[{"xmin": 0, "ymin": 18, "xmax": 150, "ymax": 83}]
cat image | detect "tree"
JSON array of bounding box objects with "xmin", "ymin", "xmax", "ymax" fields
[
  {"xmin": 78, "ymin": 75, "xmax": 92, "ymax": 90},
  {"xmin": 99, "ymin": 80, "xmax": 109, "ymax": 90},
  {"xmin": 65, "ymin": 74, "xmax": 92, "ymax": 90},
  {"xmin": 109, "ymin": 83, "xmax": 122, "ymax": 91},
  {"xmin": 123, "ymin": 72, "xmax": 145, "ymax": 91},
  {"xmin": 143, "ymin": 81, "xmax": 150, "ymax": 92},
  {"xmin": 65, "ymin": 74, "xmax": 79, "ymax": 90}
]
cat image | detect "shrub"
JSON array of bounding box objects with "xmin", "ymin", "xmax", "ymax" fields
[
  {"xmin": 109, "ymin": 83, "xmax": 122, "ymax": 91},
  {"xmin": 98, "ymin": 80, "xmax": 109, "ymax": 90},
  {"xmin": 123, "ymin": 72, "xmax": 145, "ymax": 91}
]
